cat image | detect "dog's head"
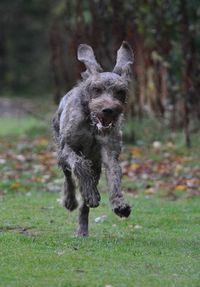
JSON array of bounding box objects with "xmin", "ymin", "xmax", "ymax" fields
[{"xmin": 78, "ymin": 42, "xmax": 134, "ymax": 133}]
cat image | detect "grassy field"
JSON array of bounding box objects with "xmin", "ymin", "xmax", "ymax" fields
[
  {"xmin": 0, "ymin": 115, "xmax": 200, "ymax": 287},
  {"xmin": 0, "ymin": 192, "xmax": 199, "ymax": 287}
]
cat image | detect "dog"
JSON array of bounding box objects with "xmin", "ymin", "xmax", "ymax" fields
[{"xmin": 52, "ymin": 41, "xmax": 134, "ymax": 236}]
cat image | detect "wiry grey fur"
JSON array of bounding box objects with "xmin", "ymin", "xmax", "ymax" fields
[{"xmin": 52, "ymin": 41, "xmax": 134, "ymax": 236}]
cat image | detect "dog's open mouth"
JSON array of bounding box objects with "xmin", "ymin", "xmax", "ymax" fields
[
  {"xmin": 96, "ymin": 117, "xmax": 113, "ymax": 130},
  {"xmin": 91, "ymin": 113, "xmax": 114, "ymax": 132}
]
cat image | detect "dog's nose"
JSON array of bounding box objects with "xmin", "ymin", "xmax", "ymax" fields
[{"xmin": 102, "ymin": 108, "xmax": 113, "ymax": 114}]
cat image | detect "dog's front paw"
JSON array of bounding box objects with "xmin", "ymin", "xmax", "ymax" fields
[
  {"xmin": 113, "ymin": 202, "xmax": 131, "ymax": 218},
  {"xmin": 84, "ymin": 187, "xmax": 101, "ymax": 208}
]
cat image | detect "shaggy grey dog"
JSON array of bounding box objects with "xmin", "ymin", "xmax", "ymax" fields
[{"xmin": 52, "ymin": 41, "xmax": 134, "ymax": 236}]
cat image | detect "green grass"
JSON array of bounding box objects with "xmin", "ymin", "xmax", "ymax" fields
[
  {"xmin": 0, "ymin": 117, "xmax": 47, "ymax": 137},
  {"xmin": 123, "ymin": 117, "xmax": 200, "ymax": 148},
  {"xmin": 0, "ymin": 192, "xmax": 199, "ymax": 287}
]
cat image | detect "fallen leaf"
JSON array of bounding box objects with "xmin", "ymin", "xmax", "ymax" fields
[
  {"xmin": 175, "ymin": 185, "xmax": 187, "ymax": 191},
  {"xmin": 129, "ymin": 163, "xmax": 140, "ymax": 171},
  {"xmin": 131, "ymin": 147, "xmax": 142, "ymax": 157},
  {"xmin": 175, "ymin": 164, "xmax": 183, "ymax": 174},
  {"xmin": 10, "ymin": 182, "xmax": 22, "ymax": 190},
  {"xmin": 35, "ymin": 137, "xmax": 48, "ymax": 146}
]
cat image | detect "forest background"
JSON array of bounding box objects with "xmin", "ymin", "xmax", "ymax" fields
[{"xmin": 0, "ymin": 0, "xmax": 200, "ymax": 146}]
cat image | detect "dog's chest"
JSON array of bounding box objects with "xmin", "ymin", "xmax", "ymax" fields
[{"xmin": 70, "ymin": 125, "xmax": 100, "ymax": 157}]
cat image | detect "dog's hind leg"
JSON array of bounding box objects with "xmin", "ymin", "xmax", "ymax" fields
[{"xmin": 76, "ymin": 203, "xmax": 89, "ymax": 236}]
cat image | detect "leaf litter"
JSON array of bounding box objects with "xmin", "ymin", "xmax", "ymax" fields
[
  {"xmin": 0, "ymin": 136, "xmax": 199, "ymax": 200},
  {"xmin": 121, "ymin": 143, "xmax": 200, "ymax": 200}
]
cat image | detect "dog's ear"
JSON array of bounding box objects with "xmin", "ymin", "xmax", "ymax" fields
[
  {"xmin": 113, "ymin": 41, "xmax": 134, "ymax": 82},
  {"xmin": 77, "ymin": 44, "xmax": 103, "ymax": 79}
]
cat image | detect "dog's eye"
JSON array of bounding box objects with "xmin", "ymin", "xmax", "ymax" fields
[
  {"xmin": 92, "ymin": 87, "xmax": 102, "ymax": 94},
  {"xmin": 116, "ymin": 90, "xmax": 126, "ymax": 103}
]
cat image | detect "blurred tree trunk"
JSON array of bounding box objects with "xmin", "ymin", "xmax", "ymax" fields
[
  {"xmin": 0, "ymin": 14, "xmax": 7, "ymax": 88},
  {"xmin": 111, "ymin": 0, "xmax": 126, "ymax": 45},
  {"xmin": 50, "ymin": 17, "xmax": 71, "ymax": 103},
  {"xmin": 71, "ymin": 0, "xmax": 85, "ymax": 79},
  {"xmin": 0, "ymin": 22, "xmax": 6, "ymax": 89},
  {"xmin": 50, "ymin": 19, "xmax": 62, "ymax": 105},
  {"xmin": 180, "ymin": 0, "xmax": 193, "ymax": 147},
  {"xmin": 153, "ymin": 59, "xmax": 167, "ymax": 117},
  {"xmin": 131, "ymin": 26, "xmax": 146, "ymax": 119}
]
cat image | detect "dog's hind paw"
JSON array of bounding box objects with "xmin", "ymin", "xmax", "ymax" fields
[{"xmin": 75, "ymin": 228, "xmax": 88, "ymax": 237}]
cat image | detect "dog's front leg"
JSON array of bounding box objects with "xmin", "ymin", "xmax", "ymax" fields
[
  {"xmin": 102, "ymin": 147, "xmax": 131, "ymax": 218},
  {"xmin": 59, "ymin": 144, "xmax": 100, "ymax": 208}
]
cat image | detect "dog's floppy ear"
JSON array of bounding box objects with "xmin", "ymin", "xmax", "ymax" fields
[
  {"xmin": 113, "ymin": 41, "xmax": 134, "ymax": 82},
  {"xmin": 77, "ymin": 44, "xmax": 103, "ymax": 79}
]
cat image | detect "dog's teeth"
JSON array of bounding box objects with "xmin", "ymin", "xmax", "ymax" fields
[{"xmin": 97, "ymin": 122, "xmax": 103, "ymax": 130}]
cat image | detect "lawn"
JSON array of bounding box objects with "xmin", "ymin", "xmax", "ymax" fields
[{"xmin": 0, "ymin": 115, "xmax": 200, "ymax": 287}]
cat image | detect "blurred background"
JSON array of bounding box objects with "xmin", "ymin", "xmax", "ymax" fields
[{"xmin": 0, "ymin": 0, "xmax": 200, "ymax": 146}]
